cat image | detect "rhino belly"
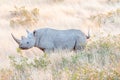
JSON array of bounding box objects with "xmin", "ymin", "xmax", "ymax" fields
[{"xmin": 53, "ymin": 38, "xmax": 76, "ymax": 50}]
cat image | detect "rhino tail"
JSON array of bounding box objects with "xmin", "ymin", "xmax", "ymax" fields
[{"xmin": 86, "ymin": 27, "xmax": 90, "ymax": 39}]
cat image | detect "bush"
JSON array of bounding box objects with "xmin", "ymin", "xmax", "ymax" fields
[{"xmin": 10, "ymin": 6, "xmax": 39, "ymax": 27}]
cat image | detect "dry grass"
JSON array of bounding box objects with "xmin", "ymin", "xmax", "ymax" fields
[
  {"xmin": 0, "ymin": 69, "xmax": 12, "ymax": 80},
  {"xmin": 10, "ymin": 6, "xmax": 39, "ymax": 27},
  {"xmin": 89, "ymin": 8, "xmax": 120, "ymax": 28},
  {"xmin": 2, "ymin": 34, "xmax": 120, "ymax": 80},
  {"xmin": 0, "ymin": 0, "xmax": 120, "ymax": 80}
]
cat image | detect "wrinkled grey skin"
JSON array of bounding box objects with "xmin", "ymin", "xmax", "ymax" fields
[{"xmin": 12, "ymin": 28, "xmax": 90, "ymax": 53}]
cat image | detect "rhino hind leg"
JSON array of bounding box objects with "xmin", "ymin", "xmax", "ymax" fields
[
  {"xmin": 74, "ymin": 45, "xmax": 84, "ymax": 52},
  {"xmin": 74, "ymin": 41, "xmax": 86, "ymax": 53}
]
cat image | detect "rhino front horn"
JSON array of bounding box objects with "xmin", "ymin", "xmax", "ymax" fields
[{"xmin": 11, "ymin": 33, "xmax": 20, "ymax": 44}]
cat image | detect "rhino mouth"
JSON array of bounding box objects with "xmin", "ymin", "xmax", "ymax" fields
[{"xmin": 19, "ymin": 47, "xmax": 29, "ymax": 50}]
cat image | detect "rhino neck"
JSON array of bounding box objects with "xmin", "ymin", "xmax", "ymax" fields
[
  {"xmin": 34, "ymin": 34, "xmax": 42, "ymax": 48},
  {"xmin": 34, "ymin": 29, "xmax": 45, "ymax": 48},
  {"xmin": 34, "ymin": 37, "xmax": 39, "ymax": 47}
]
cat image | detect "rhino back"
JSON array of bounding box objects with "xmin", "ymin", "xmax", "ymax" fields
[
  {"xmin": 54, "ymin": 29, "xmax": 86, "ymax": 49},
  {"xmin": 35, "ymin": 28, "xmax": 87, "ymax": 50}
]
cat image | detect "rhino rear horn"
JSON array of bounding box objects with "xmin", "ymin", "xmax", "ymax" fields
[
  {"xmin": 11, "ymin": 33, "xmax": 20, "ymax": 44},
  {"xmin": 26, "ymin": 29, "xmax": 30, "ymax": 34}
]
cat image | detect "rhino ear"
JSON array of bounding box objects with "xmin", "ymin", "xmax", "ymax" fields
[{"xmin": 21, "ymin": 36, "xmax": 25, "ymax": 40}]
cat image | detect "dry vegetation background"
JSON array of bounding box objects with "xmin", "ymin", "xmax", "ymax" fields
[{"xmin": 0, "ymin": 0, "xmax": 120, "ymax": 80}]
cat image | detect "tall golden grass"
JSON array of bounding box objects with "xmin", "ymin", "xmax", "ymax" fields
[
  {"xmin": 0, "ymin": 0, "xmax": 120, "ymax": 80},
  {"xmin": 1, "ymin": 34, "xmax": 120, "ymax": 80},
  {"xmin": 10, "ymin": 6, "xmax": 39, "ymax": 27}
]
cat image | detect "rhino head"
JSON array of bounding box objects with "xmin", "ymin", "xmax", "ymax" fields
[{"xmin": 12, "ymin": 30, "xmax": 36, "ymax": 50}]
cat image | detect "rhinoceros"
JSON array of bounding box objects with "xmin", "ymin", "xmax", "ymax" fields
[{"xmin": 12, "ymin": 28, "xmax": 90, "ymax": 53}]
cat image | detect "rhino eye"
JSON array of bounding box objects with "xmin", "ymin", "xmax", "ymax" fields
[{"xmin": 27, "ymin": 42, "xmax": 29, "ymax": 44}]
